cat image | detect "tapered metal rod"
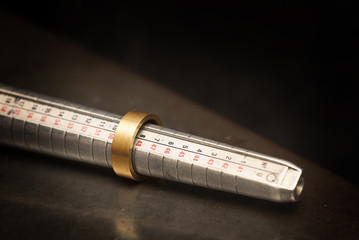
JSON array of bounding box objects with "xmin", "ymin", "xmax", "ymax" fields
[{"xmin": 0, "ymin": 84, "xmax": 304, "ymax": 202}]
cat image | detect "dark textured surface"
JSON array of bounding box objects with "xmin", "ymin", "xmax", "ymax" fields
[{"xmin": 0, "ymin": 11, "xmax": 359, "ymax": 240}]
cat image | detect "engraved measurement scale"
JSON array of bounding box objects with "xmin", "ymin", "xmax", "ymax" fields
[{"xmin": 0, "ymin": 85, "xmax": 304, "ymax": 202}]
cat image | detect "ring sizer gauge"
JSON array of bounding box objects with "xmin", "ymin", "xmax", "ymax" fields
[{"xmin": 0, "ymin": 84, "xmax": 304, "ymax": 202}]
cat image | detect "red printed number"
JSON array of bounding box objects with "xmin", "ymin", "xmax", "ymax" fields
[
  {"xmin": 164, "ymin": 148, "xmax": 171, "ymax": 154},
  {"xmin": 81, "ymin": 125, "xmax": 87, "ymax": 132},
  {"xmin": 237, "ymin": 166, "xmax": 243, "ymax": 172},
  {"xmin": 178, "ymin": 151, "xmax": 185, "ymax": 158},
  {"xmin": 207, "ymin": 159, "xmax": 214, "ymax": 165},
  {"xmin": 67, "ymin": 122, "xmax": 74, "ymax": 129},
  {"xmin": 27, "ymin": 112, "xmax": 34, "ymax": 118},
  {"xmin": 54, "ymin": 119, "xmax": 61, "ymax": 125},
  {"xmin": 14, "ymin": 109, "xmax": 21, "ymax": 115},
  {"xmin": 1, "ymin": 106, "xmax": 7, "ymax": 112},
  {"xmin": 193, "ymin": 155, "xmax": 199, "ymax": 161},
  {"xmin": 95, "ymin": 129, "xmax": 101, "ymax": 136},
  {"xmin": 135, "ymin": 140, "xmax": 143, "ymax": 147},
  {"xmin": 108, "ymin": 133, "xmax": 114, "ymax": 140},
  {"xmin": 150, "ymin": 144, "xmax": 157, "ymax": 150},
  {"xmin": 222, "ymin": 162, "xmax": 229, "ymax": 169},
  {"xmin": 40, "ymin": 116, "xmax": 47, "ymax": 122}
]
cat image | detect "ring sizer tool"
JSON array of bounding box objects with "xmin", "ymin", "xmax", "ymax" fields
[{"xmin": 0, "ymin": 84, "xmax": 304, "ymax": 202}]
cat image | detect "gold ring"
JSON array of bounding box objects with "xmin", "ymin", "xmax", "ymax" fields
[{"xmin": 111, "ymin": 111, "xmax": 162, "ymax": 181}]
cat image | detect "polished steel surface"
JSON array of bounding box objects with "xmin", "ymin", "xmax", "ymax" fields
[
  {"xmin": 134, "ymin": 126, "xmax": 303, "ymax": 202},
  {"xmin": 0, "ymin": 84, "xmax": 303, "ymax": 202}
]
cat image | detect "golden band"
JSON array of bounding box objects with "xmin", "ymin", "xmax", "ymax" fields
[{"xmin": 111, "ymin": 111, "xmax": 162, "ymax": 181}]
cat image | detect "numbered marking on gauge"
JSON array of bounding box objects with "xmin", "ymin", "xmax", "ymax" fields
[
  {"xmin": 135, "ymin": 129, "xmax": 288, "ymax": 184},
  {"xmin": 0, "ymin": 93, "xmax": 117, "ymax": 142}
]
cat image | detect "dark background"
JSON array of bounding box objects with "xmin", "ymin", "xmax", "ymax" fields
[{"xmin": 1, "ymin": 1, "xmax": 358, "ymax": 183}]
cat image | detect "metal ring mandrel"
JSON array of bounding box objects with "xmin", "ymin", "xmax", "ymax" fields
[
  {"xmin": 111, "ymin": 111, "xmax": 162, "ymax": 181},
  {"xmin": 0, "ymin": 84, "xmax": 304, "ymax": 202}
]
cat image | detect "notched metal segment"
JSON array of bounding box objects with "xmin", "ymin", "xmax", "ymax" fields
[
  {"xmin": 51, "ymin": 128, "xmax": 66, "ymax": 157},
  {"xmin": 65, "ymin": 132, "xmax": 80, "ymax": 161},
  {"xmin": 11, "ymin": 119, "xmax": 26, "ymax": 149},
  {"xmin": 221, "ymin": 172, "xmax": 236, "ymax": 193},
  {"xmin": 24, "ymin": 122, "xmax": 39, "ymax": 151},
  {"xmin": 79, "ymin": 135, "xmax": 94, "ymax": 163},
  {"xmin": 162, "ymin": 156, "xmax": 178, "ymax": 181},
  {"xmin": 191, "ymin": 164, "xmax": 207, "ymax": 187},
  {"xmin": 92, "ymin": 139, "xmax": 108, "ymax": 167},
  {"xmin": 133, "ymin": 149, "xmax": 150, "ymax": 176},
  {"xmin": 206, "ymin": 168, "xmax": 222, "ymax": 190},
  {"xmin": 177, "ymin": 160, "xmax": 193, "ymax": 184},
  {"xmin": 148, "ymin": 153, "xmax": 165, "ymax": 179},
  {"xmin": 38, "ymin": 125, "xmax": 52, "ymax": 154},
  {"xmin": 0, "ymin": 113, "xmax": 13, "ymax": 145}
]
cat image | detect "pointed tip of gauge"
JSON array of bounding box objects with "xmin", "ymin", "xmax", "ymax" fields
[
  {"xmin": 278, "ymin": 174, "xmax": 305, "ymax": 202},
  {"xmin": 294, "ymin": 175, "xmax": 305, "ymax": 200}
]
